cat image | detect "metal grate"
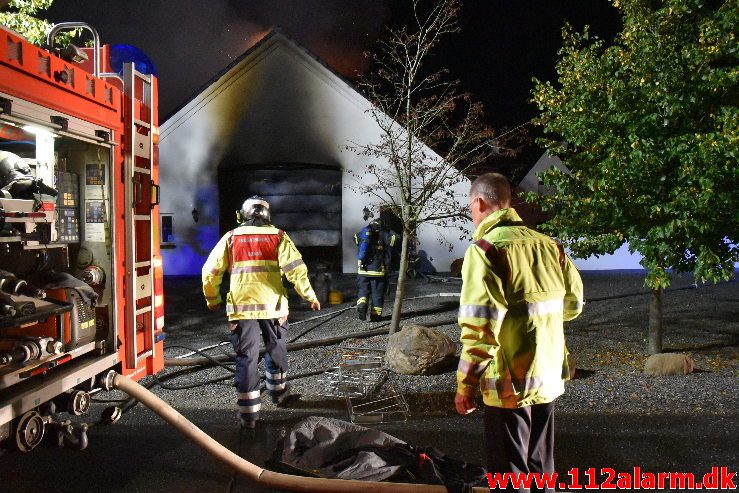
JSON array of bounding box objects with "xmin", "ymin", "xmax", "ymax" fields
[
  {"xmin": 318, "ymin": 346, "xmax": 385, "ymax": 398},
  {"xmin": 318, "ymin": 346, "xmax": 410, "ymax": 424},
  {"xmin": 346, "ymin": 382, "xmax": 410, "ymax": 425}
]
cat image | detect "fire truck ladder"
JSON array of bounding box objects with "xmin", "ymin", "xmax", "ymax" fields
[{"xmin": 123, "ymin": 63, "xmax": 156, "ymax": 369}]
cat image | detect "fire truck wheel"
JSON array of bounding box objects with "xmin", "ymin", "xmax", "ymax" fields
[{"xmin": 14, "ymin": 411, "xmax": 45, "ymax": 452}]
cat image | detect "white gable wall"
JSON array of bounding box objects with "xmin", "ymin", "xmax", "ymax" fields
[{"xmin": 159, "ymin": 34, "xmax": 471, "ymax": 276}]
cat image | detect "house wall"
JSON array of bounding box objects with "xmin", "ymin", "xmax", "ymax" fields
[{"xmin": 159, "ymin": 35, "xmax": 470, "ymax": 276}]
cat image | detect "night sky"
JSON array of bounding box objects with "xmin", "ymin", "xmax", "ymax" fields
[{"xmin": 44, "ymin": 1, "xmax": 621, "ymax": 127}]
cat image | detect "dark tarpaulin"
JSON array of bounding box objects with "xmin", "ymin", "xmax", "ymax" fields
[{"xmin": 268, "ymin": 416, "xmax": 486, "ymax": 493}]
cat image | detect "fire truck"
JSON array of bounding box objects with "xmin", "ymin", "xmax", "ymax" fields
[{"xmin": 0, "ymin": 22, "xmax": 164, "ymax": 452}]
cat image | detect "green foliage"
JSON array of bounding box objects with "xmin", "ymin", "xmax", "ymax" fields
[
  {"xmin": 531, "ymin": 0, "xmax": 738, "ymax": 290},
  {"xmin": 0, "ymin": 0, "xmax": 76, "ymax": 46}
]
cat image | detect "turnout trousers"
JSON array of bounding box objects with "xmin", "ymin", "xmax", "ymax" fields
[
  {"xmin": 356, "ymin": 275, "xmax": 386, "ymax": 318},
  {"xmin": 229, "ymin": 318, "xmax": 289, "ymax": 423},
  {"xmin": 484, "ymin": 401, "xmax": 556, "ymax": 493}
]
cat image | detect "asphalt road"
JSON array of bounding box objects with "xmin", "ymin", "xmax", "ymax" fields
[{"xmin": 1, "ymin": 403, "xmax": 736, "ymax": 492}]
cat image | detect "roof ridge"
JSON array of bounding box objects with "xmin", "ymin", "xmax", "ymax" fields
[{"xmin": 161, "ymin": 28, "xmax": 366, "ymax": 124}]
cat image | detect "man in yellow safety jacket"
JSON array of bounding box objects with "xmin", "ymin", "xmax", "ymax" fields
[
  {"xmin": 202, "ymin": 196, "xmax": 320, "ymax": 429},
  {"xmin": 454, "ymin": 173, "xmax": 583, "ymax": 487}
]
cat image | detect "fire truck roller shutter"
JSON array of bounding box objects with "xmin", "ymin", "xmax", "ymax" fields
[{"xmin": 218, "ymin": 164, "xmax": 341, "ymax": 268}]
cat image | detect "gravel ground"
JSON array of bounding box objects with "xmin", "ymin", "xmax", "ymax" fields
[
  {"xmin": 159, "ymin": 272, "xmax": 738, "ymax": 419},
  {"xmin": 1, "ymin": 272, "xmax": 736, "ymax": 493}
]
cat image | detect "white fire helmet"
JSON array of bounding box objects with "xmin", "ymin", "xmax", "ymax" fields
[{"xmin": 239, "ymin": 196, "xmax": 270, "ymax": 223}]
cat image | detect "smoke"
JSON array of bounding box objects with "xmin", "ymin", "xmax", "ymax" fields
[
  {"xmin": 226, "ymin": 0, "xmax": 391, "ymax": 77},
  {"xmin": 45, "ymin": 0, "xmax": 391, "ymax": 119}
]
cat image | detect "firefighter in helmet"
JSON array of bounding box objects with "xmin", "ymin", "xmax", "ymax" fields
[
  {"xmin": 202, "ymin": 196, "xmax": 320, "ymax": 429},
  {"xmin": 354, "ymin": 218, "xmax": 398, "ymax": 321}
]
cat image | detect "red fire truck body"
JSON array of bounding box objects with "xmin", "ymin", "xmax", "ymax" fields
[{"xmin": 0, "ymin": 24, "xmax": 163, "ymax": 451}]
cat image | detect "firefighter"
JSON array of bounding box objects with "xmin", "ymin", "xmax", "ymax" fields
[
  {"xmin": 354, "ymin": 218, "xmax": 398, "ymax": 321},
  {"xmin": 454, "ymin": 173, "xmax": 583, "ymax": 483},
  {"xmin": 202, "ymin": 196, "xmax": 320, "ymax": 429}
]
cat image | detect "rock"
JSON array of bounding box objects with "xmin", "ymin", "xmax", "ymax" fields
[
  {"xmin": 644, "ymin": 353, "xmax": 694, "ymax": 376},
  {"xmin": 385, "ymin": 324, "xmax": 457, "ymax": 375}
]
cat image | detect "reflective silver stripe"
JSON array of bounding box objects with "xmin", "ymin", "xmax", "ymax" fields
[
  {"xmin": 226, "ymin": 304, "xmax": 272, "ymax": 313},
  {"xmin": 459, "ymin": 304, "xmax": 502, "ymax": 320},
  {"xmin": 481, "ymin": 377, "xmax": 514, "ymax": 395},
  {"xmin": 238, "ymin": 403, "xmax": 261, "ymax": 414},
  {"xmin": 527, "ymin": 299, "xmax": 564, "ymax": 316},
  {"xmin": 232, "ymin": 265, "xmax": 279, "ymax": 274},
  {"xmin": 205, "ymin": 295, "xmax": 220, "ymax": 302},
  {"xmin": 372, "ymin": 307, "xmax": 382, "ymax": 314},
  {"xmin": 237, "ymin": 390, "xmax": 260, "ymax": 400},
  {"xmin": 265, "ymin": 371, "xmax": 285, "ymax": 381},
  {"xmin": 482, "ymin": 374, "xmax": 561, "ymax": 394},
  {"xmin": 357, "ymin": 297, "xmax": 368, "ymax": 304},
  {"xmin": 282, "ymin": 258, "xmax": 305, "ymax": 272},
  {"xmin": 266, "ymin": 382, "xmax": 286, "ymax": 391},
  {"xmin": 457, "ymin": 359, "xmax": 488, "ymax": 376}
]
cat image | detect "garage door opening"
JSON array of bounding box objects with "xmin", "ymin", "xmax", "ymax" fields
[{"xmin": 218, "ymin": 163, "xmax": 342, "ymax": 270}]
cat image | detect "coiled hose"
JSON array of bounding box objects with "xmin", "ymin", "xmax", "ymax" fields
[{"xmin": 112, "ymin": 373, "xmax": 487, "ymax": 493}]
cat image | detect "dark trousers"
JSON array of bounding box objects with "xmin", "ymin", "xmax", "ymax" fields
[
  {"xmin": 484, "ymin": 401, "xmax": 556, "ymax": 493},
  {"xmin": 356, "ymin": 275, "xmax": 386, "ymax": 316},
  {"xmin": 230, "ymin": 318, "xmax": 289, "ymax": 422}
]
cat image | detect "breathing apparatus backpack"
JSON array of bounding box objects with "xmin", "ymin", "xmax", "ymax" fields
[{"xmin": 356, "ymin": 226, "xmax": 378, "ymax": 266}]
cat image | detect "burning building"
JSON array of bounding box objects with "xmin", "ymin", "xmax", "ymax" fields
[{"xmin": 158, "ymin": 30, "xmax": 469, "ymax": 275}]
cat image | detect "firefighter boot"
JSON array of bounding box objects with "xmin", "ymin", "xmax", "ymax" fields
[
  {"xmin": 237, "ymin": 413, "xmax": 256, "ymax": 429},
  {"xmin": 356, "ymin": 300, "xmax": 368, "ymax": 321},
  {"xmin": 370, "ymin": 306, "xmax": 382, "ymax": 322}
]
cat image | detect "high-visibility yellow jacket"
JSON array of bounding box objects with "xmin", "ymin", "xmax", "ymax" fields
[
  {"xmin": 202, "ymin": 225, "xmax": 317, "ymax": 321},
  {"xmin": 456, "ymin": 208, "xmax": 584, "ymax": 409}
]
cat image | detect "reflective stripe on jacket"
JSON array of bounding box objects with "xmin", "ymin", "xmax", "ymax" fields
[
  {"xmin": 353, "ymin": 229, "xmax": 398, "ymax": 276},
  {"xmin": 456, "ymin": 208, "xmax": 583, "ymax": 409},
  {"xmin": 202, "ymin": 225, "xmax": 317, "ymax": 320}
]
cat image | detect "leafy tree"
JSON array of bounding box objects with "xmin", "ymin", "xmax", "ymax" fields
[
  {"xmin": 532, "ymin": 0, "xmax": 738, "ymax": 353},
  {"xmin": 1, "ymin": 0, "xmax": 55, "ymax": 44},
  {"xmin": 1, "ymin": 0, "xmax": 76, "ymax": 46},
  {"xmin": 348, "ymin": 0, "xmax": 520, "ymax": 335}
]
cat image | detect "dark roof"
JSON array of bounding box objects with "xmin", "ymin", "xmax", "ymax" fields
[
  {"xmin": 162, "ymin": 28, "xmax": 365, "ymax": 124},
  {"xmin": 161, "ymin": 27, "xmax": 545, "ymax": 181}
]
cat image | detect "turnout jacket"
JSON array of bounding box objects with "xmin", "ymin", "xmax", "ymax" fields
[
  {"xmin": 456, "ymin": 208, "xmax": 583, "ymax": 408},
  {"xmin": 202, "ymin": 225, "xmax": 317, "ymax": 321}
]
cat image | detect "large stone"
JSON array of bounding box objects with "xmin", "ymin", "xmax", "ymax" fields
[
  {"xmin": 385, "ymin": 324, "xmax": 457, "ymax": 375},
  {"xmin": 644, "ymin": 353, "xmax": 695, "ymax": 376}
]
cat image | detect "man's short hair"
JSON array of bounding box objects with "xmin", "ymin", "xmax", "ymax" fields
[{"xmin": 470, "ymin": 172, "xmax": 512, "ymax": 207}]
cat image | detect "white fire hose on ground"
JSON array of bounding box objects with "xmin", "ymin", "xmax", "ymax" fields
[{"xmin": 112, "ymin": 373, "xmax": 487, "ymax": 493}]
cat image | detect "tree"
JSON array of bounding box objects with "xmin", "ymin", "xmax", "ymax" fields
[
  {"xmin": 531, "ymin": 0, "xmax": 738, "ymax": 353},
  {"xmin": 1, "ymin": 0, "xmax": 76, "ymax": 46},
  {"xmin": 348, "ymin": 0, "xmax": 520, "ymax": 335}
]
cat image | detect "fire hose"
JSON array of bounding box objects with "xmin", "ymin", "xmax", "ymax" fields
[{"xmin": 112, "ymin": 373, "xmax": 487, "ymax": 493}]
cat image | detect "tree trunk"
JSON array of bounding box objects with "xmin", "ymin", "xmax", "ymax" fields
[
  {"xmin": 648, "ymin": 287, "xmax": 663, "ymax": 354},
  {"xmin": 389, "ymin": 231, "xmax": 410, "ymax": 335}
]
